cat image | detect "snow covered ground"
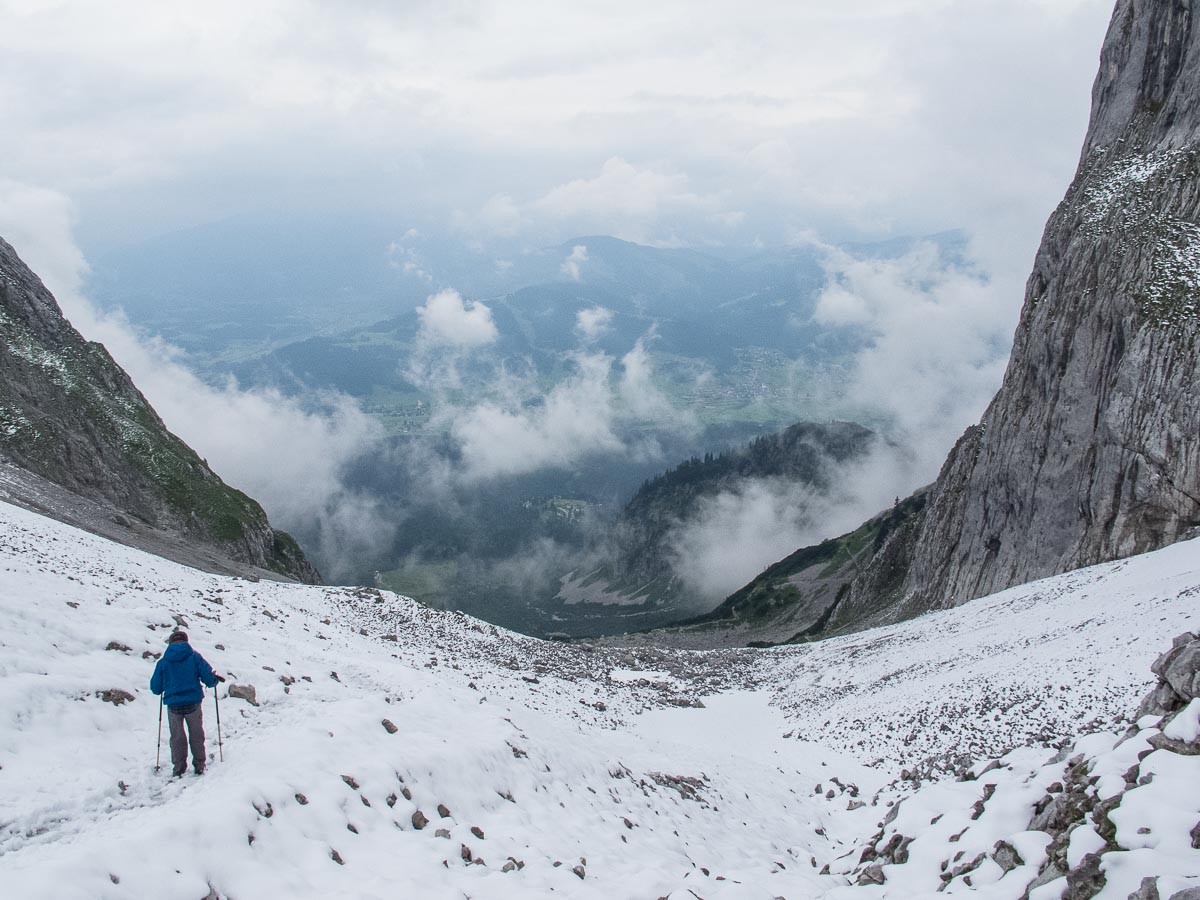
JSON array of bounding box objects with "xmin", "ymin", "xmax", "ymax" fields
[{"xmin": 0, "ymin": 499, "xmax": 1196, "ymax": 898}]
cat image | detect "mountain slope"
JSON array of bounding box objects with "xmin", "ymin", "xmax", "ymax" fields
[
  {"xmin": 706, "ymin": 0, "xmax": 1200, "ymax": 644},
  {"xmin": 560, "ymin": 421, "xmax": 874, "ymax": 617},
  {"xmin": 0, "ymin": 237, "xmax": 318, "ymax": 583},
  {"xmin": 0, "ymin": 498, "xmax": 1197, "ymax": 896}
]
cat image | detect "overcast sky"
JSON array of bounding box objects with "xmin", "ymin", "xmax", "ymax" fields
[{"xmin": 2, "ymin": 0, "xmax": 1113, "ymax": 261}]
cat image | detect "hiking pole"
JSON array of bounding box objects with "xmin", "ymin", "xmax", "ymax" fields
[
  {"xmin": 155, "ymin": 695, "xmax": 163, "ymax": 772},
  {"xmin": 214, "ymin": 685, "xmax": 224, "ymax": 762}
]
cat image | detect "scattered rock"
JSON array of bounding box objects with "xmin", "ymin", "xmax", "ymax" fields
[
  {"xmin": 105, "ymin": 641, "xmax": 131, "ymax": 652},
  {"xmin": 330, "ymin": 849, "xmax": 344, "ymax": 865},
  {"xmin": 1128, "ymin": 877, "xmax": 1160, "ymax": 900},
  {"xmin": 381, "ymin": 718, "xmax": 398, "ymax": 734},
  {"xmin": 341, "ymin": 775, "xmax": 360, "ymax": 790},
  {"xmin": 1148, "ymin": 733, "xmax": 1200, "ymax": 755},
  {"xmin": 572, "ymin": 865, "xmax": 586, "ymax": 880},
  {"xmin": 856, "ymin": 863, "xmax": 885, "ymax": 886},
  {"xmin": 470, "ymin": 826, "xmax": 485, "ymax": 839},
  {"xmin": 461, "ymin": 844, "xmax": 473, "ymax": 863},
  {"xmin": 228, "ymin": 683, "xmax": 258, "ymax": 706},
  {"xmin": 295, "ymin": 793, "xmax": 308, "ymax": 805},
  {"xmin": 437, "ymin": 803, "xmax": 452, "ymax": 818},
  {"xmin": 96, "ymin": 689, "xmax": 135, "ymax": 705},
  {"xmin": 435, "ymin": 828, "xmax": 451, "ymax": 839},
  {"xmin": 412, "ymin": 810, "xmax": 429, "ymax": 830},
  {"xmin": 991, "ymin": 840, "xmax": 1023, "ymax": 873},
  {"xmin": 1063, "ymin": 851, "xmax": 1105, "ymax": 899},
  {"xmin": 386, "ymin": 793, "xmax": 397, "ymax": 808}
]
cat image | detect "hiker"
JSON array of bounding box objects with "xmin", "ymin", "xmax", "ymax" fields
[{"xmin": 150, "ymin": 631, "xmax": 225, "ymax": 776}]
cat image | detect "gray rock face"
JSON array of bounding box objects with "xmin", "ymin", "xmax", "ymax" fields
[
  {"xmin": 1137, "ymin": 631, "xmax": 1200, "ymax": 719},
  {"xmin": 772, "ymin": 0, "xmax": 1200, "ymax": 639},
  {"xmin": 0, "ymin": 237, "xmax": 319, "ymax": 583},
  {"xmin": 894, "ymin": 0, "xmax": 1200, "ymax": 614}
]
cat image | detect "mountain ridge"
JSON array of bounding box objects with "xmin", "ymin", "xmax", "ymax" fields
[{"xmin": 0, "ymin": 236, "xmax": 320, "ymax": 584}]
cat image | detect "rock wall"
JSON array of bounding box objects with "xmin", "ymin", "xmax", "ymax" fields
[{"xmin": 843, "ymin": 0, "xmax": 1200, "ymax": 624}]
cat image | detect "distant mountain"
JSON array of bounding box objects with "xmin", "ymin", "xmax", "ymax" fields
[
  {"xmin": 0, "ymin": 237, "xmax": 319, "ymax": 583},
  {"xmin": 556, "ymin": 421, "xmax": 875, "ymax": 619},
  {"xmin": 674, "ymin": 0, "xmax": 1200, "ymax": 647}
]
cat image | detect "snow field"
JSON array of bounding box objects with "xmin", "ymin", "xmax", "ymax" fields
[{"xmin": 0, "ymin": 498, "xmax": 1198, "ymax": 897}]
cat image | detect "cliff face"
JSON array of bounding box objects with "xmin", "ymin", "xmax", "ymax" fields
[
  {"xmin": 0, "ymin": 237, "xmax": 320, "ymax": 583},
  {"xmin": 691, "ymin": 0, "xmax": 1200, "ymax": 644},
  {"xmin": 895, "ymin": 0, "xmax": 1200, "ymax": 613}
]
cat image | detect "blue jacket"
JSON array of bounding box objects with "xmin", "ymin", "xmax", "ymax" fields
[{"xmin": 150, "ymin": 643, "xmax": 218, "ymax": 707}]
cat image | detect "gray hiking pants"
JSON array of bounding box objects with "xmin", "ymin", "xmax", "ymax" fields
[{"xmin": 168, "ymin": 704, "xmax": 206, "ymax": 775}]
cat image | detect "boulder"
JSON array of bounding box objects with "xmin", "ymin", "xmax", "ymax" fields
[
  {"xmin": 228, "ymin": 683, "xmax": 257, "ymax": 706},
  {"xmin": 856, "ymin": 863, "xmax": 885, "ymax": 886}
]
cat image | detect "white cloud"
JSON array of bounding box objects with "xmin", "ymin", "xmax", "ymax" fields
[
  {"xmin": 618, "ymin": 337, "xmax": 695, "ymax": 432},
  {"xmin": 532, "ymin": 158, "xmax": 739, "ymax": 244},
  {"xmin": 414, "ymin": 288, "xmax": 498, "ymax": 348},
  {"xmin": 574, "ymin": 306, "xmax": 613, "ymax": 342},
  {"xmin": 815, "ymin": 240, "xmax": 1016, "ymax": 477},
  {"xmin": 667, "ymin": 478, "xmax": 826, "ymax": 601},
  {"xmin": 560, "ymin": 244, "xmax": 588, "ymax": 281},
  {"xmin": 477, "ymin": 193, "xmax": 523, "ymax": 236},
  {"xmin": 0, "ymin": 182, "xmax": 392, "ymax": 580},
  {"xmin": 450, "ymin": 352, "xmax": 624, "ymax": 481}
]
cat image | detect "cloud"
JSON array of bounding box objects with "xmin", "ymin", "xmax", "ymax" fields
[
  {"xmin": 574, "ymin": 306, "xmax": 613, "ymax": 342},
  {"xmin": 560, "ymin": 244, "xmax": 588, "ymax": 281},
  {"xmin": 448, "ymin": 352, "xmax": 625, "ymax": 481},
  {"xmin": 415, "ymin": 288, "xmax": 498, "ymax": 348},
  {"xmin": 531, "ymin": 158, "xmax": 740, "ymax": 245},
  {"xmin": 814, "ymin": 240, "xmax": 1016, "ymax": 478},
  {"xmin": 0, "ymin": 181, "xmax": 392, "ymax": 580},
  {"xmin": 618, "ymin": 336, "xmax": 696, "ymax": 432},
  {"xmin": 426, "ymin": 329, "xmax": 696, "ymax": 482},
  {"xmin": 667, "ymin": 478, "xmax": 827, "ymax": 601}
]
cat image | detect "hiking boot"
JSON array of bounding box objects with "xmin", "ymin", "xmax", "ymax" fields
[
  {"xmin": 172, "ymin": 769, "xmax": 186, "ymax": 778},
  {"xmin": 194, "ymin": 767, "xmax": 205, "ymax": 775}
]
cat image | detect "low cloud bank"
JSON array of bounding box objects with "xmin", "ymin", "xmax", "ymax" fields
[{"xmin": 814, "ymin": 239, "xmax": 1016, "ymax": 480}]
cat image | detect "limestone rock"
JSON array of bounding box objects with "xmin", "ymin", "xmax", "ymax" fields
[{"xmin": 228, "ymin": 684, "xmax": 258, "ymax": 706}]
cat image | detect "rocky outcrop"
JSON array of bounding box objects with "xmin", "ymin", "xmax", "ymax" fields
[
  {"xmin": 707, "ymin": 0, "xmax": 1200, "ymax": 643},
  {"xmin": 0, "ymin": 236, "xmax": 319, "ymax": 583}
]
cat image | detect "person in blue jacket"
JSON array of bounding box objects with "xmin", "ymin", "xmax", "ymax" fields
[{"xmin": 150, "ymin": 631, "xmax": 225, "ymax": 776}]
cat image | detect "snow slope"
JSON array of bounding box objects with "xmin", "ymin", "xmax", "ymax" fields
[{"xmin": 0, "ymin": 499, "xmax": 1196, "ymax": 898}]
